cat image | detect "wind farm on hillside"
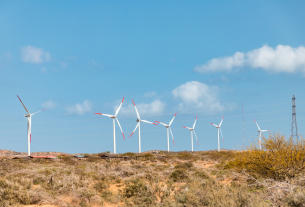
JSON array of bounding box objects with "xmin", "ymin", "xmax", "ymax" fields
[
  {"xmin": 14, "ymin": 95, "xmax": 277, "ymax": 156},
  {"xmin": 1, "ymin": 1, "xmax": 305, "ymax": 206}
]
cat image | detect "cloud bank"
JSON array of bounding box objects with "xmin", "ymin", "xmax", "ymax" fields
[
  {"xmin": 172, "ymin": 81, "xmax": 225, "ymax": 112},
  {"xmin": 65, "ymin": 100, "xmax": 92, "ymax": 115},
  {"xmin": 21, "ymin": 46, "xmax": 50, "ymax": 63},
  {"xmin": 42, "ymin": 100, "xmax": 57, "ymax": 109},
  {"xmin": 115, "ymin": 100, "xmax": 166, "ymax": 117},
  {"xmin": 194, "ymin": 45, "xmax": 305, "ymax": 73}
]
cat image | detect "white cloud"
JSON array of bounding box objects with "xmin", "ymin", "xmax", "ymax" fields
[
  {"xmin": 143, "ymin": 91, "xmax": 157, "ymax": 98},
  {"xmin": 21, "ymin": 46, "xmax": 50, "ymax": 63},
  {"xmin": 116, "ymin": 100, "xmax": 166, "ymax": 117},
  {"xmin": 172, "ymin": 81, "xmax": 225, "ymax": 112},
  {"xmin": 195, "ymin": 52, "xmax": 245, "ymax": 73},
  {"xmin": 60, "ymin": 61, "xmax": 68, "ymax": 69},
  {"xmin": 194, "ymin": 45, "xmax": 305, "ymax": 73},
  {"xmin": 65, "ymin": 100, "xmax": 92, "ymax": 115},
  {"xmin": 42, "ymin": 100, "xmax": 57, "ymax": 109}
]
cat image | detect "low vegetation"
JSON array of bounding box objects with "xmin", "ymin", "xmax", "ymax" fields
[{"xmin": 0, "ymin": 133, "xmax": 305, "ymax": 206}]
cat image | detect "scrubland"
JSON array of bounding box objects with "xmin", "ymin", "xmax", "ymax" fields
[{"xmin": 1, "ymin": 133, "xmax": 305, "ymax": 206}]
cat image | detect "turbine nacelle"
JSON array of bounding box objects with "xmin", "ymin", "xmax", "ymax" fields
[
  {"xmin": 17, "ymin": 95, "xmax": 45, "ymax": 157},
  {"xmin": 155, "ymin": 113, "xmax": 177, "ymax": 151},
  {"xmin": 130, "ymin": 99, "xmax": 158, "ymax": 153},
  {"xmin": 253, "ymin": 119, "xmax": 269, "ymax": 150},
  {"xmin": 94, "ymin": 97, "xmax": 126, "ymax": 153},
  {"xmin": 182, "ymin": 116, "xmax": 199, "ymax": 151}
]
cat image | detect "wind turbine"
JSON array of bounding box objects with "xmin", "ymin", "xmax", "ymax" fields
[
  {"xmin": 17, "ymin": 95, "xmax": 45, "ymax": 156},
  {"xmin": 95, "ymin": 97, "xmax": 125, "ymax": 154},
  {"xmin": 254, "ymin": 119, "xmax": 269, "ymax": 150},
  {"xmin": 155, "ymin": 112, "xmax": 177, "ymax": 152},
  {"xmin": 210, "ymin": 116, "xmax": 224, "ymax": 152},
  {"xmin": 182, "ymin": 116, "xmax": 199, "ymax": 152},
  {"xmin": 129, "ymin": 100, "xmax": 157, "ymax": 153}
]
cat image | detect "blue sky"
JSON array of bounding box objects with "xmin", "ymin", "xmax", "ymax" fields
[{"xmin": 1, "ymin": 0, "xmax": 305, "ymax": 154}]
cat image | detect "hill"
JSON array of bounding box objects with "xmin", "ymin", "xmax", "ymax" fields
[
  {"xmin": 0, "ymin": 150, "xmax": 66, "ymax": 157},
  {"xmin": 0, "ymin": 150, "xmax": 301, "ymax": 206}
]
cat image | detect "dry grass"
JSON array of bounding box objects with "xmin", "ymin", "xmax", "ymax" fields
[
  {"xmin": 1, "ymin": 134, "xmax": 305, "ymax": 206},
  {"xmin": 227, "ymin": 133, "xmax": 305, "ymax": 180}
]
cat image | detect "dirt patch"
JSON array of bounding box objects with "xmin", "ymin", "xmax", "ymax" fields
[{"xmin": 109, "ymin": 183, "xmax": 125, "ymax": 193}]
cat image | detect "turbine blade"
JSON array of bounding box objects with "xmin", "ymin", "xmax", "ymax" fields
[
  {"xmin": 182, "ymin": 126, "xmax": 192, "ymax": 130},
  {"xmin": 193, "ymin": 130, "xmax": 199, "ymax": 145},
  {"xmin": 169, "ymin": 128, "xmax": 175, "ymax": 145},
  {"xmin": 31, "ymin": 109, "xmax": 45, "ymax": 116},
  {"xmin": 254, "ymin": 119, "xmax": 261, "ymax": 131},
  {"xmin": 130, "ymin": 123, "xmax": 140, "ymax": 138},
  {"xmin": 219, "ymin": 116, "xmax": 224, "ymax": 127},
  {"xmin": 141, "ymin": 120, "xmax": 157, "ymax": 125},
  {"xmin": 210, "ymin": 123, "xmax": 218, "ymax": 127},
  {"xmin": 17, "ymin": 95, "xmax": 30, "ymax": 114},
  {"xmin": 115, "ymin": 118, "xmax": 125, "ymax": 140},
  {"xmin": 193, "ymin": 115, "xmax": 197, "ymax": 129},
  {"xmin": 155, "ymin": 121, "xmax": 167, "ymax": 126},
  {"xmin": 115, "ymin": 97, "xmax": 124, "ymax": 116},
  {"xmin": 132, "ymin": 99, "xmax": 141, "ymax": 119},
  {"xmin": 261, "ymin": 130, "xmax": 269, "ymax": 132},
  {"xmin": 169, "ymin": 112, "xmax": 177, "ymax": 126},
  {"xmin": 94, "ymin": 113, "xmax": 113, "ymax": 118},
  {"xmin": 220, "ymin": 128, "xmax": 224, "ymax": 143}
]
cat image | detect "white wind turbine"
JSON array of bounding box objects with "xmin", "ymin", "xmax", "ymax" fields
[
  {"xmin": 254, "ymin": 119, "xmax": 269, "ymax": 150},
  {"xmin": 155, "ymin": 112, "xmax": 177, "ymax": 152},
  {"xmin": 129, "ymin": 100, "xmax": 157, "ymax": 153},
  {"xmin": 17, "ymin": 95, "xmax": 45, "ymax": 156},
  {"xmin": 210, "ymin": 116, "xmax": 224, "ymax": 152},
  {"xmin": 95, "ymin": 97, "xmax": 125, "ymax": 154},
  {"xmin": 182, "ymin": 116, "xmax": 199, "ymax": 152}
]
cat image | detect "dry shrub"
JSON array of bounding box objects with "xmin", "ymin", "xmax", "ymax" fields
[
  {"xmin": 94, "ymin": 181, "xmax": 109, "ymax": 192},
  {"xmin": 227, "ymin": 133, "xmax": 305, "ymax": 180},
  {"xmin": 87, "ymin": 156, "xmax": 100, "ymax": 162},
  {"xmin": 59, "ymin": 154, "xmax": 77, "ymax": 165},
  {"xmin": 170, "ymin": 169, "xmax": 188, "ymax": 182},
  {"xmin": 174, "ymin": 181, "xmax": 267, "ymax": 207},
  {"xmin": 124, "ymin": 179, "xmax": 155, "ymax": 205},
  {"xmin": 176, "ymin": 151, "xmax": 197, "ymax": 161},
  {"xmin": 120, "ymin": 152, "xmax": 136, "ymax": 157},
  {"xmin": 286, "ymin": 189, "xmax": 305, "ymax": 207},
  {"xmin": 200, "ymin": 150, "xmax": 235, "ymax": 161},
  {"xmin": 175, "ymin": 162, "xmax": 193, "ymax": 169}
]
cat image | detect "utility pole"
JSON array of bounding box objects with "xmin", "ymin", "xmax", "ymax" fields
[
  {"xmin": 242, "ymin": 102, "xmax": 245, "ymax": 150},
  {"xmin": 291, "ymin": 95, "xmax": 299, "ymax": 139}
]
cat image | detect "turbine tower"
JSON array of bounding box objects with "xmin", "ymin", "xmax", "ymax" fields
[
  {"xmin": 254, "ymin": 119, "xmax": 269, "ymax": 150},
  {"xmin": 155, "ymin": 112, "xmax": 177, "ymax": 152},
  {"xmin": 17, "ymin": 95, "xmax": 45, "ymax": 156},
  {"xmin": 182, "ymin": 116, "xmax": 199, "ymax": 152},
  {"xmin": 129, "ymin": 100, "xmax": 157, "ymax": 153},
  {"xmin": 210, "ymin": 116, "xmax": 224, "ymax": 152},
  {"xmin": 291, "ymin": 95, "xmax": 299, "ymax": 140},
  {"xmin": 95, "ymin": 97, "xmax": 125, "ymax": 154}
]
